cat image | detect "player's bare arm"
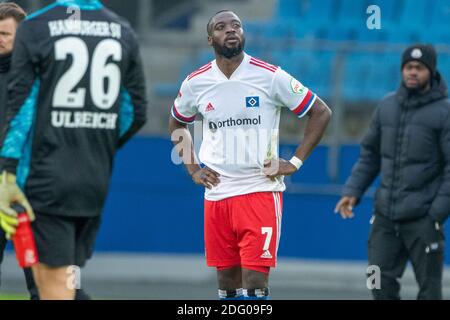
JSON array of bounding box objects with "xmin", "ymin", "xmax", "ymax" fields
[
  {"xmin": 294, "ymin": 97, "xmax": 332, "ymax": 161},
  {"xmin": 264, "ymin": 97, "xmax": 332, "ymax": 178},
  {"xmin": 169, "ymin": 117, "xmax": 220, "ymax": 189}
]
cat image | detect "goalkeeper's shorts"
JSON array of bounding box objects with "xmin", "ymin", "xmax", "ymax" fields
[
  {"xmin": 32, "ymin": 212, "xmax": 101, "ymax": 268},
  {"xmin": 204, "ymin": 192, "xmax": 283, "ymax": 269}
]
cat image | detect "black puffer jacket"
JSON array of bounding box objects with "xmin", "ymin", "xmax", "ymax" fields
[
  {"xmin": 0, "ymin": 53, "xmax": 11, "ymax": 135},
  {"xmin": 343, "ymin": 72, "xmax": 450, "ymax": 223},
  {"xmin": 0, "ymin": 53, "xmax": 10, "ymax": 271}
]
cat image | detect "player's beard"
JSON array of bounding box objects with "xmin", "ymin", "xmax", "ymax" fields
[{"xmin": 213, "ymin": 37, "xmax": 245, "ymax": 59}]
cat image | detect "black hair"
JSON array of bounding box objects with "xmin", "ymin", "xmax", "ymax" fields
[{"xmin": 207, "ymin": 10, "xmax": 234, "ymax": 36}]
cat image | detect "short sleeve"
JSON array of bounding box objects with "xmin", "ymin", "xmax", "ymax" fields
[
  {"xmin": 171, "ymin": 79, "xmax": 198, "ymax": 124},
  {"xmin": 272, "ymin": 68, "xmax": 317, "ymax": 119}
]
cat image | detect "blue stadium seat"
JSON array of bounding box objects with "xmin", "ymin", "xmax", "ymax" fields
[
  {"xmin": 313, "ymin": 25, "xmax": 358, "ymax": 42},
  {"xmin": 354, "ymin": 0, "xmax": 398, "ymax": 44},
  {"xmin": 343, "ymin": 54, "xmax": 373, "ymax": 101},
  {"xmin": 277, "ymin": 0, "xmax": 303, "ymax": 19},
  {"xmin": 341, "ymin": 52, "xmax": 399, "ymax": 101},
  {"xmin": 277, "ymin": 0, "xmax": 336, "ymax": 28},
  {"xmin": 438, "ymin": 55, "xmax": 450, "ymax": 82},
  {"xmin": 357, "ymin": 27, "xmax": 388, "ymax": 43},
  {"xmin": 153, "ymin": 50, "xmax": 213, "ymax": 97},
  {"xmin": 365, "ymin": 53, "xmax": 401, "ymax": 99},
  {"xmin": 366, "ymin": 0, "xmax": 398, "ymax": 23},
  {"xmin": 397, "ymin": 0, "xmax": 428, "ymax": 26},
  {"xmin": 433, "ymin": 31, "xmax": 450, "ymax": 46},
  {"xmin": 275, "ymin": 49, "xmax": 334, "ymax": 98},
  {"xmin": 335, "ymin": 0, "xmax": 369, "ymax": 25},
  {"xmin": 155, "ymin": 0, "xmax": 448, "ymax": 101},
  {"xmin": 429, "ymin": 0, "xmax": 450, "ymax": 27},
  {"xmin": 244, "ymin": 21, "xmax": 273, "ymax": 39},
  {"xmin": 387, "ymin": 28, "xmax": 423, "ymax": 44}
]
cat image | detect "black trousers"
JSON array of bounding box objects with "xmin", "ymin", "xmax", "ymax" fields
[{"xmin": 368, "ymin": 214, "xmax": 445, "ymax": 300}]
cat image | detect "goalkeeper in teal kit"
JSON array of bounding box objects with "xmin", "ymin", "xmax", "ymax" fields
[{"xmin": 0, "ymin": 0, "xmax": 147, "ymax": 299}]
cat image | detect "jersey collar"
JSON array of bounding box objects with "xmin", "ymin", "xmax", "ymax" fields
[{"xmin": 212, "ymin": 52, "xmax": 250, "ymax": 81}]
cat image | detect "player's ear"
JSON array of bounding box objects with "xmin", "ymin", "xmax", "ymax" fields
[{"xmin": 207, "ymin": 35, "xmax": 213, "ymax": 47}]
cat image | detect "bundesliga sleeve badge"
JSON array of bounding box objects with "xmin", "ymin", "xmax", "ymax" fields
[{"xmin": 290, "ymin": 78, "xmax": 306, "ymax": 95}]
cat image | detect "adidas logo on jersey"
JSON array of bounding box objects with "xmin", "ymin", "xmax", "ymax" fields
[
  {"xmin": 205, "ymin": 103, "xmax": 215, "ymax": 112},
  {"xmin": 261, "ymin": 250, "xmax": 273, "ymax": 259}
]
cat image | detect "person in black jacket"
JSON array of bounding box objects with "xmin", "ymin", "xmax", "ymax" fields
[
  {"xmin": 335, "ymin": 44, "xmax": 450, "ymax": 300},
  {"xmin": 0, "ymin": 0, "xmax": 26, "ymax": 292}
]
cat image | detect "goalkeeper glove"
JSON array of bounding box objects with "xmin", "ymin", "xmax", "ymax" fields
[{"xmin": 0, "ymin": 171, "xmax": 35, "ymax": 239}]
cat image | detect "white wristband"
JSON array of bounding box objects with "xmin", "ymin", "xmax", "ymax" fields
[{"xmin": 289, "ymin": 156, "xmax": 303, "ymax": 171}]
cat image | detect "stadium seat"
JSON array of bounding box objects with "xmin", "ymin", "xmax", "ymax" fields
[
  {"xmin": 387, "ymin": 28, "xmax": 423, "ymax": 44},
  {"xmin": 366, "ymin": 53, "xmax": 401, "ymax": 99},
  {"xmin": 366, "ymin": 0, "xmax": 398, "ymax": 24},
  {"xmin": 438, "ymin": 55, "xmax": 450, "ymax": 82},
  {"xmin": 428, "ymin": 0, "xmax": 450, "ymax": 27},
  {"xmin": 335, "ymin": 0, "xmax": 369, "ymax": 25},
  {"xmin": 311, "ymin": 24, "xmax": 358, "ymax": 42},
  {"xmin": 277, "ymin": 0, "xmax": 336, "ymax": 29},
  {"xmin": 356, "ymin": 27, "xmax": 388, "ymax": 43},
  {"xmin": 343, "ymin": 54, "xmax": 373, "ymax": 101},
  {"xmin": 397, "ymin": 0, "xmax": 428, "ymax": 27},
  {"xmin": 276, "ymin": 0, "xmax": 303, "ymax": 19},
  {"xmin": 153, "ymin": 50, "xmax": 213, "ymax": 97},
  {"xmin": 274, "ymin": 49, "xmax": 334, "ymax": 99},
  {"xmin": 154, "ymin": 0, "xmax": 449, "ymax": 102}
]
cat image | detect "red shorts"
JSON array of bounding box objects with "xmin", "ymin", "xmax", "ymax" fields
[{"xmin": 204, "ymin": 192, "xmax": 283, "ymax": 269}]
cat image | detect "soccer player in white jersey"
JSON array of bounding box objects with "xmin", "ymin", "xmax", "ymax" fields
[{"xmin": 169, "ymin": 10, "xmax": 332, "ymax": 300}]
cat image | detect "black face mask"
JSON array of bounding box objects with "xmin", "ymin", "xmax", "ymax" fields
[{"xmin": 212, "ymin": 37, "xmax": 246, "ymax": 59}]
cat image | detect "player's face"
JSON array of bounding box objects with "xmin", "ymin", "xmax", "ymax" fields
[
  {"xmin": 208, "ymin": 12, "xmax": 245, "ymax": 59},
  {"xmin": 402, "ymin": 61, "xmax": 431, "ymax": 92},
  {"xmin": 0, "ymin": 17, "xmax": 18, "ymax": 55}
]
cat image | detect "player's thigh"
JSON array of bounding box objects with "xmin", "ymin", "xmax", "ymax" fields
[
  {"xmin": 31, "ymin": 212, "xmax": 77, "ymax": 268},
  {"xmin": 74, "ymin": 215, "xmax": 102, "ymax": 268},
  {"xmin": 233, "ymin": 192, "xmax": 282, "ymax": 268},
  {"xmin": 204, "ymin": 198, "xmax": 240, "ymax": 267}
]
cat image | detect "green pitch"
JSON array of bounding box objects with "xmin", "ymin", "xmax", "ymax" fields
[{"xmin": 0, "ymin": 293, "xmax": 28, "ymax": 300}]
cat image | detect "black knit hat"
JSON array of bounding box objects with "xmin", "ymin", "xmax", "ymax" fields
[{"xmin": 401, "ymin": 44, "xmax": 437, "ymax": 76}]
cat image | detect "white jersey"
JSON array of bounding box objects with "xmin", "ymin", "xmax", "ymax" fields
[{"xmin": 171, "ymin": 53, "xmax": 317, "ymax": 201}]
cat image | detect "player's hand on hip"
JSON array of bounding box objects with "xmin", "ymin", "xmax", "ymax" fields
[
  {"xmin": 191, "ymin": 167, "xmax": 220, "ymax": 189},
  {"xmin": 0, "ymin": 171, "xmax": 35, "ymax": 239},
  {"xmin": 263, "ymin": 158, "xmax": 297, "ymax": 179},
  {"xmin": 334, "ymin": 196, "xmax": 357, "ymax": 219}
]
